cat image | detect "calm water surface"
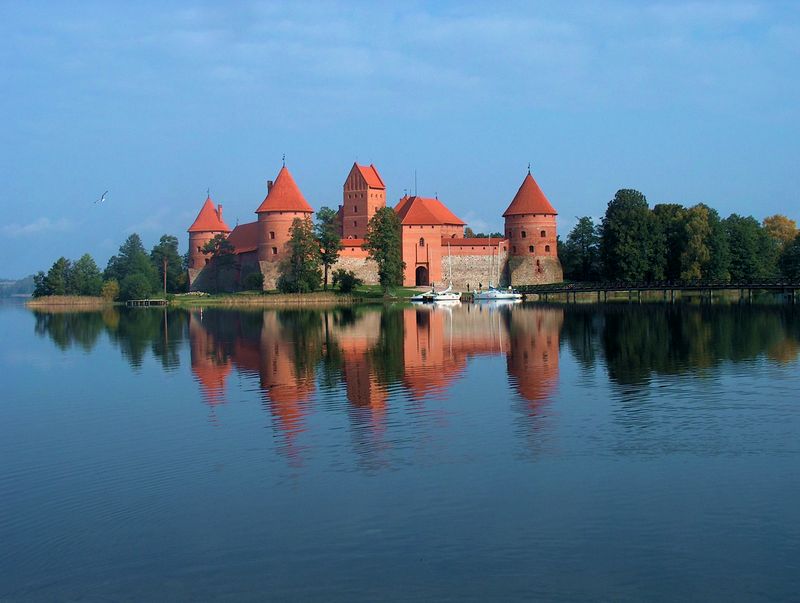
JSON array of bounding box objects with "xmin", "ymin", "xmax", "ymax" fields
[{"xmin": 2, "ymin": 301, "xmax": 800, "ymax": 601}]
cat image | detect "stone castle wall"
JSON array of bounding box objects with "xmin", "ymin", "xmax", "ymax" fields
[
  {"xmin": 332, "ymin": 255, "xmax": 380, "ymax": 285},
  {"xmin": 439, "ymin": 250, "xmax": 509, "ymax": 290},
  {"xmin": 507, "ymin": 255, "xmax": 563, "ymax": 286}
]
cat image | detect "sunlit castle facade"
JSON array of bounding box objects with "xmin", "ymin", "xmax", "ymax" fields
[{"xmin": 187, "ymin": 162, "xmax": 563, "ymax": 291}]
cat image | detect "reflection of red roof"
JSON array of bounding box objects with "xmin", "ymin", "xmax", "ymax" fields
[
  {"xmin": 256, "ymin": 166, "xmax": 314, "ymax": 214},
  {"xmin": 503, "ymin": 172, "xmax": 557, "ymax": 217},
  {"xmin": 394, "ymin": 196, "xmax": 466, "ymax": 226},
  {"xmin": 355, "ymin": 164, "xmax": 385, "ymax": 189},
  {"xmin": 188, "ymin": 197, "xmax": 231, "ymax": 233},
  {"xmin": 226, "ymin": 221, "xmax": 260, "ymax": 253},
  {"xmin": 443, "ymin": 237, "xmax": 505, "ymax": 246},
  {"xmin": 193, "ymin": 362, "xmax": 231, "ymax": 406}
]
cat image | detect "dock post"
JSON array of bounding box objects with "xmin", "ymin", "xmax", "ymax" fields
[
  {"xmin": 597, "ymin": 290, "xmax": 601, "ymax": 303},
  {"xmin": 637, "ymin": 289, "xmax": 642, "ymax": 303},
  {"xmin": 748, "ymin": 288, "xmax": 753, "ymax": 303}
]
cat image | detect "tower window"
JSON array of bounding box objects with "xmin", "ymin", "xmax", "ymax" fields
[
  {"xmin": 269, "ymin": 231, "xmax": 275, "ymax": 240},
  {"xmin": 512, "ymin": 246, "xmax": 517, "ymax": 253},
  {"xmin": 353, "ymin": 220, "xmax": 357, "ymax": 227},
  {"xmin": 529, "ymin": 245, "xmax": 534, "ymax": 253},
  {"xmin": 353, "ymin": 206, "xmax": 357, "ymax": 213},
  {"xmin": 419, "ymin": 238, "xmax": 425, "ymax": 247},
  {"xmin": 205, "ymin": 258, "xmax": 209, "ymax": 265},
  {"xmin": 521, "ymin": 230, "xmax": 527, "ymax": 238},
  {"xmin": 197, "ymin": 246, "xmax": 202, "ymax": 253},
  {"xmin": 271, "ymin": 247, "xmax": 278, "ymax": 255},
  {"xmin": 545, "ymin": 245, "xmax": 551, "ymax": 253},
  {"xmin": 541, "ymin": 230, "xmax": 546, "ymax": 237}
]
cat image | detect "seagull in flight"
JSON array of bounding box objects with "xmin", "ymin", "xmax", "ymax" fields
[{"xmin": 95, "ymin": 190, "xmax": 108, "ymax": 204}]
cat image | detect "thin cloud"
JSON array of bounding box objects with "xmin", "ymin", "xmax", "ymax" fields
[{"xmin": 1, "ymin": 217, "xmax": 74, "ymax": 237}]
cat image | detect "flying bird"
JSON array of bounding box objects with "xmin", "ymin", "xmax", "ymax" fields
[{"xmin": 95, "ymin": 190, "xmax": 108, "ymax": 204}]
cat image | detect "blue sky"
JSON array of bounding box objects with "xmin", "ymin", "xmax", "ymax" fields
[{"xmin": 2, "ymin": 1, "xmax": 799, "ymax": 278}]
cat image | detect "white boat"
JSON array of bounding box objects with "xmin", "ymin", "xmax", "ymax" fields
[
  {"xmin": 424, "ymin": 243, "xmax": 461, "ymax": 302},
  {"xmin": 410, "ymin": 288, "xmax": 434, "ymax": 302},
  {"xmin": 472, "ymin": 238, "xmax": 523, "ymax": 301},
  {"xmin": 473, "ymin": 286, "xmax": 523, "ymax": 301}
]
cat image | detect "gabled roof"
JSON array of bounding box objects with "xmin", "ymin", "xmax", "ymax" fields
[
  {"xmin": 226, "ymin": 221, "xmax": 260, "ymax": 254},
  {"xmin": 354, "ymin": 163, "xmax": 385, "ymax": 189},
  {"xmin": 256, "ymin": 166, "xmax": 313, "ymax": 214},
  {"xmin": 393, "ymin": 196, "xmax": 466, "ymax": 226},
  {"xmin": 503, "ymin": 172, "xmax": 557, "ymax": 217},
  {"xmin": 443, "ymin": 237, "xmax": 506, "ymax": 246},
  {"xmin": 188, "ymin": 197, "xmax": 232, "ymax": 233}
]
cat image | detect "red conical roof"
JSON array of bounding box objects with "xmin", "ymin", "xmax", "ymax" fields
[
  {"xmin": 502, "ymin": 172, "xmax": 557, "ymax": 217},
  {"xmin": 256, "ymin": 166, "xmax": 313, "ymax": 214},
  {"xmin": 188, "ymin": 197, "xmax": 231, "ymax": 233}
]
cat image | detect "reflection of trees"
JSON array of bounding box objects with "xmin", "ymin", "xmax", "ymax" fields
[
  {"xmin": 33, "ymin": 310, "xmax": 107, "ymax": 352},
  {"xmin": 32, "ymin": 308, "xmax": 187, "ymax": 369},
  {"xmin": 369, "ymin": 307, "xmax": 405, "ymax": 386},
  {"xmin": 561, "ymin": 305, "xmax": 800, "ymax": 386}
]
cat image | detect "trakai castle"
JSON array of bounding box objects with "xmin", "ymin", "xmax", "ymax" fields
[{"xmin": 187, "ymin": 163, "xmax": 562, "ymax": 290}]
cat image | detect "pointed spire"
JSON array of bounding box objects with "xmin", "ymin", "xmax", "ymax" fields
[
  {"xmin": 502, "ymin": 171, "xmax": 557, "ymax": 217},
  {"xmin": 188, "ymin": 195, "xmax": 231, "ymax": 233},
  {"xmin": 256, "ymin": 166, "xmax": 313, "ymax": 214}
]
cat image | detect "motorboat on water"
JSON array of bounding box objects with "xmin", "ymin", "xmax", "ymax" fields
[
  {"xmin": 473, "ymin": 286, "xmax": 523, "ymax": 301},
  {"xmin": 471, "ymin": 238, "xmax": 523, "ymax": 302}
]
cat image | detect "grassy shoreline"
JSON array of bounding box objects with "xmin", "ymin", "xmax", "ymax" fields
[{"xmin": 25, "ymin": 286, "xmax": 423, "ymax": 310}]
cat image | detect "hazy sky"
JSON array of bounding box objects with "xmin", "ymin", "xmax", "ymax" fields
[{"xmin": 2, "ymin": 1, "xmax": 799, "ymax": 277}]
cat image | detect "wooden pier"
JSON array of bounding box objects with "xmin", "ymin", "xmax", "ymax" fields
[
  {"xmin": 518, "ymin": 280, "xmax": 800, "ymax": 304},
  {"xmin": 125, "ymin": 299, "xmax": 168, "ymax": 307}
]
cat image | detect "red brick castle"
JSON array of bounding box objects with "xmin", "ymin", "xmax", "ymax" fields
[{"xmin": 187, "ymin": 163, "xmax": 563, "ymax": 290}]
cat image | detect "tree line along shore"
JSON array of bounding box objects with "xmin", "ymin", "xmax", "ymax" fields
[{"xmin": 27, "ymin": 188, "xmax": 800, "ymax": 307}]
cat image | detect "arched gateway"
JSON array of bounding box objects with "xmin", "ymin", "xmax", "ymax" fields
[{"xmin": 415, "ymin": 265, "xmax": 429, "ymax": 286}]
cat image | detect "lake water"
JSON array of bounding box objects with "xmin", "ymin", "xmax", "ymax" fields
[{"xmin": 2, "ymin": 300, "xmax": 800, "ymax": 601}]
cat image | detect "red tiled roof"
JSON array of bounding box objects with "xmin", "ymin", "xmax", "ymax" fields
[
  {"xmin": 442, "ymin": 237, "xmax": 507, "ymax": 246},
  {"xmin": 393, "ymin": 196, "xmax": 466, "ymax": 226},
  {"xmin": 355, "ymin": 163, "xmax": 385, "ymax": 189},
  {"xmin": 226, "ymin": 221, "xmax": 260, "ymax": 254},
  {"xmin": 256, "ymin": 166, "xmax": 313, "ymax": 214},
  {"xmin": 341, "ymin": 238, "xmax": 366, "ymax": 247},
  {"xmin": 503, "ymin": 172, "xmax": 557, "ymax": 217},
  {"xmin": 188, "ymin": 197, "xmax": 232, "ymax": 233}
]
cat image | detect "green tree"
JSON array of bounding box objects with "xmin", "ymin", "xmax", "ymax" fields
[
  {"xmin": 150, "ymin": 234, "xmax": 184, "ymax": 294},
  {"xmin": 702, "ymin": 204, "xmax": 731, "ymax": 282},
  {"xmin": 600, "ymin": 189, "xmax": 654, "ymax": 281},
  {"xmin": 779, "ymin": 234, "xmax": 800, "ymax": 280},
  {"xmin": 364, "ymin": 207, "xmax": 405, "ymax": 292},
  {"xmin": 680, "ymin": 205, "xmax": 711, "ymax": 281},
  {"xmin": 32, "ymin": 271, "xmax": 48, "ymax": 297},
  {"xmin": 277, "ymin": 217, "xmax": 322, "ymax": 293},
  {"xmin": 725, "ymin": 214, "xmax": 766, "ymax": 281},
  {"xmin": 332, "ymin": 268, "xmax": 362, "ymax": 293},
  {"xmin": 119, "ymin": 273, "xmax": 153, "ymax": 301},
  {"xmin": 70, "ymin": 253, "xmax": 103, "ymax": 295},
  {"xmin": 652, "ymin": 204, "xmax": 687, "ymax": 281},
  {"xmin": 315, "ymin": 207, "xmax": 342, "ymax": 290},
  {"xmin": 201, "ymin": 233, "xmax": 236, "ymax": 292},
  {"xmin": 43, "ymin": 257, "xmax": 71, "ymax": 295},
  {"xmin": 562, "ymin": 217, "xmax": 600, "ymax": 281},
  {"xmin": 105, "ymin": 234, "xmax": 159, "ymax": 290}
]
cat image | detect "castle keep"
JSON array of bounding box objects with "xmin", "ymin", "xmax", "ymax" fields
[{"xmin": 187, "ymin": 163, "xmax": 563, "ymax": 290}]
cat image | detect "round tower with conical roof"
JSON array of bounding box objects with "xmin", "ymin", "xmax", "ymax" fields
[
  {"xmin": 502, "ymin": 171, "xmax": 563, "ymax": 285},
  {"xmin": 187, "ymin": 195, "xmax": 232, "ymax": 289},
  {"xmin": 255, "ymin": 166, "xmax": 314, "ymax": 289}
]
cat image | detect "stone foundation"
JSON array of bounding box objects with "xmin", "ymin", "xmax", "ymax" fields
[
  {"xmin": 507, "ymin": 255, "xmax": 563, "ymax": 286},
  {"xmin": 331, "ymin": 256, "xmax": 380, "ymax": 285}
]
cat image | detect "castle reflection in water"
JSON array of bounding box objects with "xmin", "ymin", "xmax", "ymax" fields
[{"xmin": 189, "ymin": 305, "xmax": 563, "ymax": 442}]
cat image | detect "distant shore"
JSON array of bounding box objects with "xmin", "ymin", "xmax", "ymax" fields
[{"xmin": 26, "ymin": 296, "xmax": 111, "ymax": 309}]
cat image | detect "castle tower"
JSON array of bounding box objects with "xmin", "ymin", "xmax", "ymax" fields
[
  {"xmin": 255, "ymin": 166, "xmax": 314, "ymax": 289},
  {"xmin": 342, "ymin": 163, "xmax": 386, "ymax": 239},
  {"xmin": 502, "ymin": 170, "xmax": 563, "ymax": 285},
  {"xmin": 187, "ymin": 195, "xmax": 231, "ymax": 288}
]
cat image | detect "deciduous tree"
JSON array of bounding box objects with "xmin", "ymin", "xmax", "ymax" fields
[
  {"xmin": 364, "ymin": 207, "xmax": 405, "ymax": 293},
  {"xmin": 150, "ymin": 234, "xmax": 184, "ymax": 293},
  {"xmin": 600, "ymin": 189, "xmax": 654, "ymax": 281},
  {"xmin": 277, "ymin": 218, "xmax": 322, "ymax": 293},
  {"xmin": 315, "ymin": 207, "xmax": 342, "ymax": 290},
  {"xmin": 562, "ymin": 217, "xmax": 600, "ymax": 281}
]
